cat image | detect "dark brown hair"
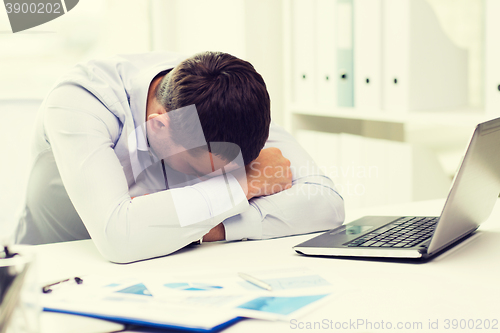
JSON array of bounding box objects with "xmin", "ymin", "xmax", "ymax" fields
[{"xmin": 155, "ymin": 51, "xmax": 271, "ymax": 165}]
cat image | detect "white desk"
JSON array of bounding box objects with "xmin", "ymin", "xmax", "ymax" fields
[{"xmin": 33, "ymin": 199, "xmax": 500, "ymax": 333}]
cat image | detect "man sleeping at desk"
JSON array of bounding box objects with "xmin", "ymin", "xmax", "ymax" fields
[{"xmin": 15, "ymin": 51, "xmax": 345, "ymax": 263}]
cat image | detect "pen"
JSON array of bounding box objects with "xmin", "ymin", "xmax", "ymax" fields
[
  {"xmin": 1, "ymin": 246, "xmax": 18, "ymax": 259},
  {"xmin": 42, "ymin": 276, "xmax": 83, "ymax": 294},
  {"xmin": 238, "ymin": 272, "xmax": 272, "ymax": 291}
]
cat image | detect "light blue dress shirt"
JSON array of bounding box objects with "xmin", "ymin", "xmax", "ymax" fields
[{"xmin": 15, "ymin": 52, "xmax": 345, "ymax": 263}]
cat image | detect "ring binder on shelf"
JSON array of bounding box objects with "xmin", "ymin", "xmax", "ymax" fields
[
  {"xmin": 316, "ymin": 0, "xmax": 337, "ymax": 107},
  {"xmin": 292, "ymin": 0, "xmax": 317, "ymax": 107},
  {"xmin": 354, "ymin": 0, "xmax": 383, "ymax": 111},
  {"xmin": 337, "ymin": 0, "xmax": 354, "ymax": 107},
  {"xmin": 382, "ymin": 0, "xmax": 468, "ymax": 112}
]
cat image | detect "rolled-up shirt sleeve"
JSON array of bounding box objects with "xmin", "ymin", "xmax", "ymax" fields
[
  {"xmin": 223, "ymin": 123, "xmax": 345, "ymax": 241},
  {"xmin": 44, "ymin": 86, "xmax": 248, "ymax": 263}
]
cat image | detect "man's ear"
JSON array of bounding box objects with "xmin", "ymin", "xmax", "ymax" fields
[{"xmin": 147, "ymin": 112, "xmax": 169, "ymax": 133}]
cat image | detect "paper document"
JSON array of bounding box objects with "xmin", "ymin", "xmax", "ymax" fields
[
  {"xmin": 42, "ymin": 275, "xmax": 238, "ymax": 331},
  {"xmin": 42, "ymin": 267, "xmax": 334, "ymax": 326}
]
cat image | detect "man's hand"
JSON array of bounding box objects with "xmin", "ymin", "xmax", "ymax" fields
[
  {"xmin": 203, "ymin": 223, "xmax": 225, "ymax": 242},
  {"xmin": 244, "ymin": 147, "xmax": 292, "ymax": 200},
  {"xmin": 202, "ymin": 148, "xmax": 291, "ymax": 242}
]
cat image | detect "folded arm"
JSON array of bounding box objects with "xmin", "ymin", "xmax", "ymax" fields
[
  {"xmin": 222, "ymin": 123, "xmax": 345, "ymax": 240},
  {"xmin": 44, "ymin": 86, "xmax": 248, "ymax": 263}
]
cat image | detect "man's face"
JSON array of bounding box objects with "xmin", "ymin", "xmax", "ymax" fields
[
  {"xmin": 164, "ymin": 148, "xmax": 235, "ymax": 178},
  {"xmin": 146, "ymin": 114, "xmax": 239, "ymax": 179},
  {"xmin": 145, "ymin": 72, "xmax": 242, "ymax": 179}
]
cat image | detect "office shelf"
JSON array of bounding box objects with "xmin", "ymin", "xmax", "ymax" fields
[
  {"xmin": 282, "ymin": 0, "xmax": 491, "ymax": 142},
  {"xmin": 289, "ymin": 104, "xmax": 490, "ymax": 128}
]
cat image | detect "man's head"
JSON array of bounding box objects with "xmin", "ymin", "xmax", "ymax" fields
[
  {"xmin": 155, "ymin": 52, "xmax": 271, "ymax": 164},
  {"xmin": 147, "ymin": 51, "xmax": 271, "ymax": 175}
]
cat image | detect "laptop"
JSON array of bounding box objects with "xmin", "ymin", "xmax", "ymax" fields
[{"xmin": 294, "ymin": 117, "xmax": 500, "ymax": 260}]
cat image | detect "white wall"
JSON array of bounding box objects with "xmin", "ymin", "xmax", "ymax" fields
[
  {"xmin": 151, "ymin": 0, "xmax": 246, "ymax": 58},
  {"xmin": 244, "ymin": 0, "xmax": 285, "ymax": 126},
  {"xmin": 0, "ymin": 100, "xmax": 40, "ymax": 240},
  {"xmin": 427, "ymin": 0, "xmax": 484, "ymax": 108},
  {"xmin": 150, "ymin": 0, "xmax": 285, "ymax": 125},
  {"xmin": 0, "ymin": 0, "xmax": 151, "ymax": 100}
]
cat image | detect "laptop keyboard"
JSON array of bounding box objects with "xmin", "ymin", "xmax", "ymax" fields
[{"xmin": 345, "ymin": 217, "xmax": 438, "ymax": 248}]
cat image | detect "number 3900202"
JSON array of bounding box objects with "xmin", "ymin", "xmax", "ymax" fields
[{"xmin": 5, "ymin": 2, "xmax": 62, "ymax": 14}]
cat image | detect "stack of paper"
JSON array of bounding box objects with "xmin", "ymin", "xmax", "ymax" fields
[{"xmin": 42, "ymin": 268, "xmax": 334, "ymax": 332}]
